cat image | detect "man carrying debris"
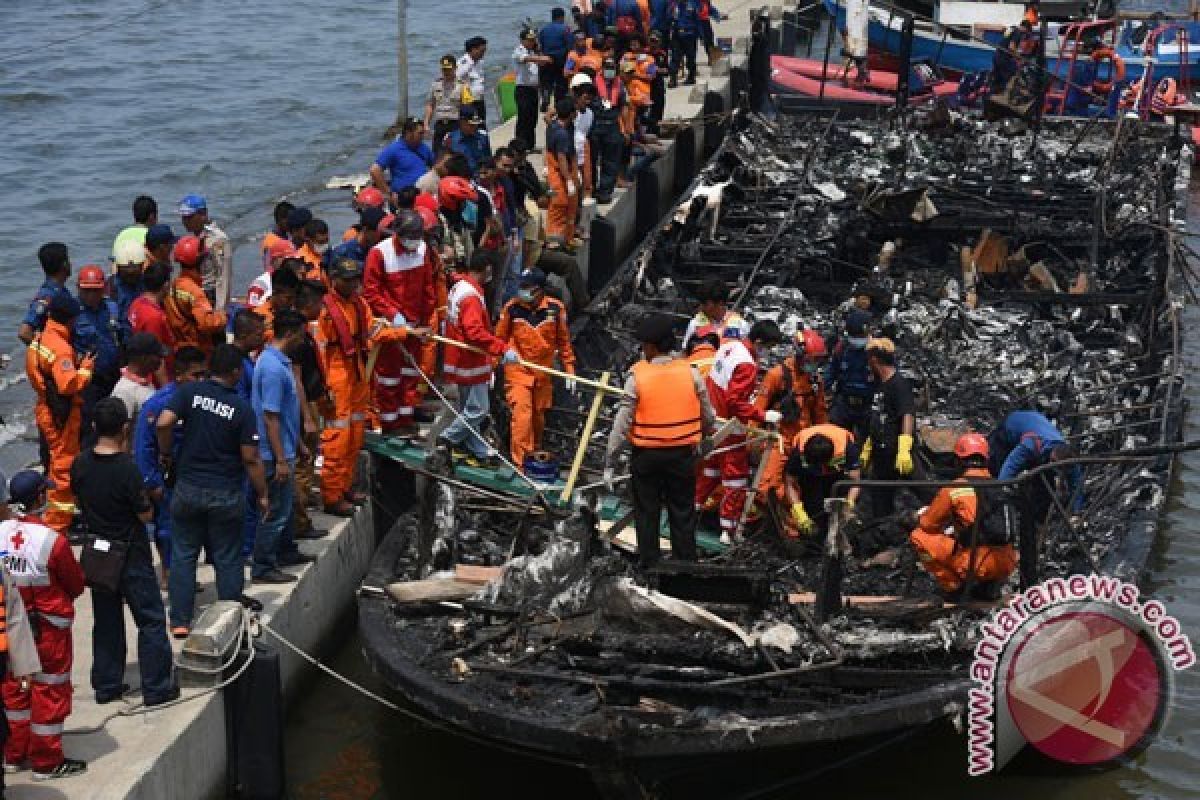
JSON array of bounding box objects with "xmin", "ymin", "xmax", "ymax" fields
[
  {"xmin": 755, "ymin": 329, "xmax": 829, "ymax": 505},
  {"xmin": 605, "ymin": 314, "xmax": 715, "ymax": 567},
  {"xmin": 695, "ymin": 320, "xmax": 784, "ymax": 543},
  {"xmin": 782, "ymin": 423, "xmax": 861, "ymax": 544},
  {"xmin": 495, "ymin": 269, "xmax": 577, "ymax": 470},
  {"xmin": 859, "ymin": 338, "xmax": 915, "ymax": 518},
  {"xmin": 989, "ymin": 410, "xmax": 1082, "ymax": 523},
  {"xmin": 683, "ymin": 278, "xmax": 748, "ymax": 349},
  {"xmin": 903, "ymin": 433, "xmax": 1017, "ymax": 598}
]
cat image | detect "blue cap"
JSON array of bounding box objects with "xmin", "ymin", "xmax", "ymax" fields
[
  {"xmin": 145, "ymin": 223, "xmax": 178, "ymax": 248},
  {"xmin": 9, "ymin": 470, "xmax": 52, "ymax": 505},
  {"xmin": 178, "ymin": 194, "xmax": 208, "ymax": 215},
  {"xmin": 519, "ymin": 268, "xmax": 546, "ymax": 288},
  {"xmin": 286, "ymin": 207, "xmax": 313, "ymax": 231}
]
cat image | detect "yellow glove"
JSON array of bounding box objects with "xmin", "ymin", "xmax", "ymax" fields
[
  {"xmin": 895, "ymin": 433, "xmax": 915, "ymax": 476},
  {"xmin": 860, "ymin": 438, "xmax": 872, "ymax": 470},
  {"xmin": 790, "ymin": 503, "xmax": 815, "ymax": 536}
]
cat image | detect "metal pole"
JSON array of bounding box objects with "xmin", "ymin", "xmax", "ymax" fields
[{"xmin": 397, "ymin": 0, "xmax": 410, "ymax": 126}]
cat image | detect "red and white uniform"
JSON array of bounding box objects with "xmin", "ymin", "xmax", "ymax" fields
[
  {"xmin": 364, "ymin": 236, "xmax": 436, "ymax": 432},
  {"xmin": 695, "ymin": 338, "xmax": 766, "ymax": 534},
  {"xmin": 443, "ymin": 275, "xmax": 508, "ymax": 385},
  {"xmin": 0, "ymin": 515, "xmax": 85, "ymax": 772}
]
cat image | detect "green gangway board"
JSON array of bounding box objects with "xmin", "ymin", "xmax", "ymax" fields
[{"xmin": 364, "ymin": 431, "xmax": 728, "ymax": 553}]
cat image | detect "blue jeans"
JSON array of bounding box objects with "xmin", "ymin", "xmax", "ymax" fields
[
  {"xmin": 441, "ymin": 383, "xmax": 493, "ymax": 458},
  {"xmin": 242, "ymin": 476, "xmax": 258, "ymax": 558},
  {"xmin": 169, "ymin": 481, "xmax": 245, "ymax": 628},
  {"xmin": 252, "ymin": 460, "xmax": 296, "ymax": 578},
  {"xmin": 91, "ymin": 547, "xmax": 175, "ymax": 703},
  {"xmin": 152, "ymin": 489, "xmax": 173, "ymax": 567}
]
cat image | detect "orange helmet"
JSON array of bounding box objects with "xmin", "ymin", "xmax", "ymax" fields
[
  {"xmin": 438, "ymin": 176, "xmax": 478, "ymax": 212},
  {"xmin": 954, "ymin": 432, "xmax": 989, "ymax": 461},
  {"xmin": 77, "ymin": 264, "xmax": 107, "ymax": 290},
  {"xmin": 173, "ymin": 235, "xmax": 203, "ymax": 268},
  {"xmin": 355, "ymin": 186, "xmax": 385, "ymax": 209},
  {"xmin": 798, "ymin": 328, "xmax": 828, "ymax": 360},
  {"xmin": 416, "ymin": 206, "xmax": 440, "ymax": 231}
]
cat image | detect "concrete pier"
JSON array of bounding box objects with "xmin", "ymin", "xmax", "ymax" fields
[{"xmin": 5, "ymin": 504, "xmax": 374, "ymax": 800}]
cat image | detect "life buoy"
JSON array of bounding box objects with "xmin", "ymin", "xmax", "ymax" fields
[
  {"xmin": 1090, "ymin": 47, "xmax": 1125, "ymax": 94},
  {"xmin": 1151, "ymin": 76, "xmax": 1178, "ymax": 116}
]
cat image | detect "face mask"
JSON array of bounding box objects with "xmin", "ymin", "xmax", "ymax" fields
[
  {"xmin": 518, "ymin": 289, "xmax": 536, "ymax": 303},
  {"xmin": 403, "ymin": 238, "xmax": 423, "ymax": 250},
  {"xmin": 603, "ymin": 69, "xmax": 616, "ymax": 79},
  {"xmin": 848, "ymin": 336, "xmax": 868, "ymax": 348}
]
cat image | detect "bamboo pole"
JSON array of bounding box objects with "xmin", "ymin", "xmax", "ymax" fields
[{"xmin": 561, "ymin": 371, "xmax": 611, "ymax": 503}]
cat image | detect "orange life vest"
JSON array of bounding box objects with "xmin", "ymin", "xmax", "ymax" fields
[
  {"xmin": 792, "ymin": 423, "xmax": 854, "ymax": 469},
  {"xmin": 630, "ymin": 359, "xmax": 703, "ymax": 448},
  {"xmin": 688, "ymin": 342, "xmax": 717, "ymax": 377}
]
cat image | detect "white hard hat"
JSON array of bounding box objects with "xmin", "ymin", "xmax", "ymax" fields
[
  {"xmin": 113, "ymin": 237, "xmax": 147, "ymax": 266},
  {"xmin": 569, "ymin": 73, "xmax": 593, "ymax": 89}
]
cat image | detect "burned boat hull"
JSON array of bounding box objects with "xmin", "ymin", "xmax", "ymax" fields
[{"xmin": 360, "ymin": 106, "xmax": 1190, "ymax": 788}]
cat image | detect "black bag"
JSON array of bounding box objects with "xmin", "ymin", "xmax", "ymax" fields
[
  {"xmin": 80, "ymin": 535, "xmax": 130, "ymax": 593},
  {"xmin": 961, "ymin": 486, "xmax": 1014, "ymax": 547}
]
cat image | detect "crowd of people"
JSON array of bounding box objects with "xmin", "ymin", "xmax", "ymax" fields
[{"xmin": 604, "ymin": 277, "xmax": 1078, "ymax": 603}]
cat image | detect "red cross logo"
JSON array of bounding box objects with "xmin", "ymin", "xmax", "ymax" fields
[{"xmin": 10, "ymin": 530, "xmax": 24, "ymax": 550}]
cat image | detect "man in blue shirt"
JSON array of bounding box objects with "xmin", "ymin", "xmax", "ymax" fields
[
  {"xmin": 18, "ymin": 242, "xmax": 72, "ymax": 345},
  {"xmin": 250, "ymin": 310, "xmax": 312, "ymax": 584},
  {"xmin": 133, "ymin": 346, "xmax": 209, "ymax": 578},
  {"xmin": 108, "ymin": 237, "xmax": 147, "ymax": 324},
  {"xmin": 156, "ymin": 344, "xmax": 268, "ymax": 637},
  {"xmin": 230, "ymin": 309, "xmax": 267, "ymax": 557},
  {"xmin": 75, "ymin": 264, "xmax": 128, "ymax": 447},
  {"xmin": 443, "ymin": 106, "xmax": 492, "ymax": 177},
  {"xmin": 538, "ymin": 8, "xmax": 574, "ymax": 107},
  {"xmin": 990, "ymin": 410, "xmax": 1083, "ymax": 511},
  {"xmin": 326, "ymin": 207, "xmax": 390, "ymax": 273},
  {"xmin": 370, "ymin": 118, "xmax": 435, "ymax": 204}
]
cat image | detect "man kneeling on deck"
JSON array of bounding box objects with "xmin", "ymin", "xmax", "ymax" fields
[
  {"xmin": 605, "ymin": 314, "xmax": 715, "ymax": 568},
  {"xmin": 781, "ymin": 423, "xmax": 861, "ymax": 548},
  {"xmin": 905, "ymin": 433, "xmax": 1017, "ymax": 599}
]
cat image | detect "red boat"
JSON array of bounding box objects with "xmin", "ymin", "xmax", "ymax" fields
[{"xmin": 770, "ymin": 55, "xmax": 958, "ymax": 103}]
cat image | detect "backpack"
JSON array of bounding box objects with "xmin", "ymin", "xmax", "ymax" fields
[{"xmin": 960, "ymin": 485, "xmax": 1013, "ymax": 548}]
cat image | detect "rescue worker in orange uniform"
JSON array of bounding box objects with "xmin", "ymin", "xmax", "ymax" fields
[
  {"xmin": 782, "ymin": 423, "xmax": 861, "ymax": 542},
  {"xmin": 545, "ymin": 96, "xmax": 580, "ymax": 246},
  {"xmin": 26, "ymin": 294, "xmax": 94, "ymax": 534},
  {"xmin": 165, "ymin": 234, "xmax": 227, "ymax": 358},
  {"xmin": 363, "ymin": 210, "xmax": 438, "ymax": 435},
  {"xmin": 495, "ymin": 269, "xmax": 576, "ymax": 469},
  {"xmin": 564, "ymin": 30, "xmax": 604, "ymax": 83},
  {"xmin": 695, "ymin": 320, "xmax": 784, "ymax": 542},
  {"xmin": 0, "ymin": 471, "xmax": 86, "ymax": 779},
  {"xmin": 755, "ymin": 329, "xmax": 829, "ymax": 501},
  {"xmin": 905, "ymin": 433, "xmax": 1017, "ymax": 598},
  {"xmin": 260, "ymin": 201, "xmax": 294, "ymax": 272},
  {"xmin": 605, "ymin": 314, "xmax": 715, "ymax": 567},
  {"xmin": 316, "ymin": 258, "xmax": 425, "ymax": 516},
  {"xmin": 619, "ymin": 35, "xmax": 656, "ymax": 123},
  {"xmin": 685, "ymin": 323, "xmax": 719, "ymax": 376}
]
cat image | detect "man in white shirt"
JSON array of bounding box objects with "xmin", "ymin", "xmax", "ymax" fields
[
  {"xmin": 513, "ymin": 29, "xmax": 552, "ymax": 151},
  {"xmin": 457, "ymin": 36, "xmax": 488, "ymax": 124},
  {"xmin": 110, "ymin": 333, "xmax": 166, "ymax": 446}
]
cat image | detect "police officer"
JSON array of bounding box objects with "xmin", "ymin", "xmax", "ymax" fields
[
  {"xmin": 74, "ymin": 265, "xmax": 127, "ymax": 447},
  {"xmin": 826, "ymin": 308, "xmax": 875, "ymax": 442},
  {"xmin": 605, "ymin": 314, "xmax": 715, "ymax": 567}
]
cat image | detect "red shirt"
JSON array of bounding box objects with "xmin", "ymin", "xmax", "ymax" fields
[{"xmin": 129, "ymin": 294, "xmax": 176, "ymax": 351}]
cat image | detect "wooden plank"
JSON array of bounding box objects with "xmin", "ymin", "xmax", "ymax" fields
[
  {"xmin": 386, "ymin": 579, "xmax": 481, "ymax": 604},
  {"xmin": 454, "ymin": 564, "xmax": 504, "ymax": 585}
]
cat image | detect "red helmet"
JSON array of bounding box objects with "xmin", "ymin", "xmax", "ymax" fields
[
  {"xmin": 954, "ymin": 432, "xmax": 989, "ymax": 461},
  {"xmin": 414, "ymin": 191, "xmax": 439, "ymax": 215},
  {"xmin": 77, "ymin": 264, "xmax": 107, "ymax": 290},
  {"xmin": 438, "ymin": 176, "xmax": 478, "ymax": 212},
  {"xmin": 355, "ymin": 186, "xmax": 385, "ymax": 209},
  {"xmin": 416, "ymin": 206, "xmax": 440, "ymax": 232},
  {"xmin": 173, "ymin": 235, "xmax": 203, "ymax": 268},
  {"xmin": 798, "ymin": 328, "xmax": 828, "ymax": 360}
]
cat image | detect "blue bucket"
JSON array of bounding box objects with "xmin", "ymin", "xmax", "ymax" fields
[{"xmin": 523, "ymin": 451, "xmax": 560, "ymax": 483}]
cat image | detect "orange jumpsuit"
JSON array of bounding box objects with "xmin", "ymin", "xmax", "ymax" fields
[
  {"xmin": 495, "ymin": 294, "xmax": 576, "ymax": 468},
  {"xmin": 620, "ymin": 53, "xmax": 655, "ymax": 111},
  {"xmin": 754, "ymin": 357, "xmax": 828, "ymax": 499},
  {"xmin": 909, "ymin": 467, "xmax": 1018, "ymax": 593},
  {"xmin": 316, "ymin": 291, "xmax": 409, "ymax": 505},
  {"xmin": 26, "ymin": 320, "xmax": 94, "ymax": 533},
  {"xmin": 545, "ymin": 119, "xmax": 578, "ymax": 243},
  {"xmin": 298, "ymin": 243, "xmax": 324, "ymax": 282},
  {"xmin": 165, "ymin": 268, "xmax": 227, "ymax": 357}
]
